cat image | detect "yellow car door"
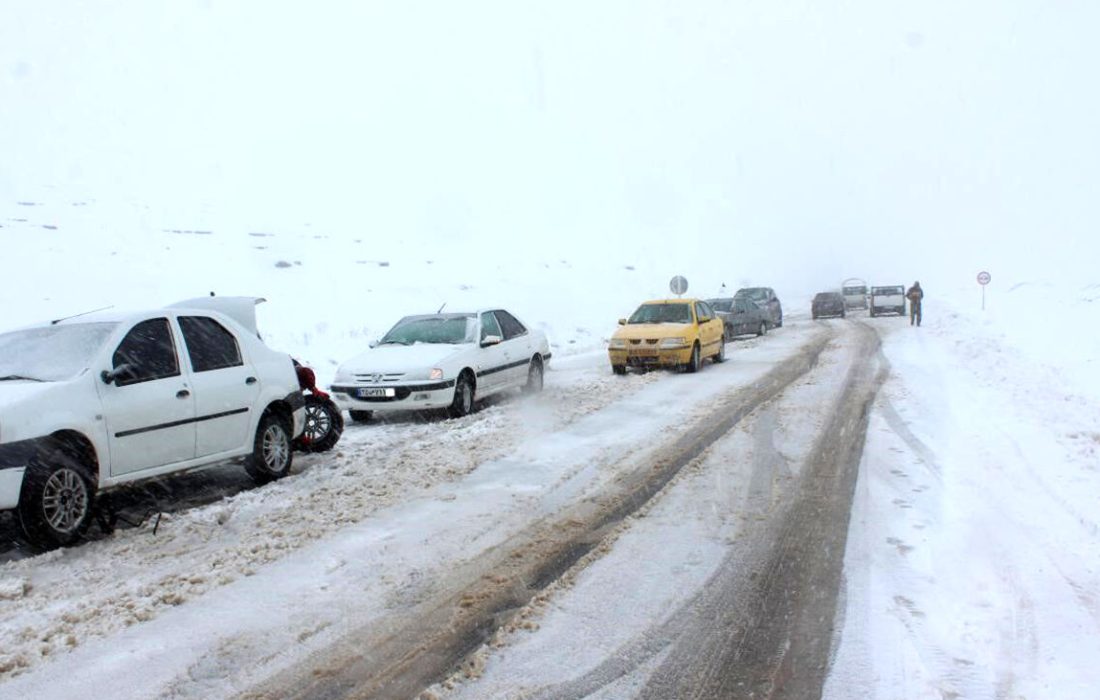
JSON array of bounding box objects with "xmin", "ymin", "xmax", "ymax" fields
[{"xmin": 694, "ymin": 301, "xmax": 722, "ymax": 359}]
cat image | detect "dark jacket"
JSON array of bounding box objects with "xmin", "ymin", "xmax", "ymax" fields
[{"xmin": 907, "ymin": 285, "xmax": 924, "ymax": 303}]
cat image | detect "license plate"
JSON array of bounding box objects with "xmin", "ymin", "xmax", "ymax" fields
[
  {"xmin": 631, "ymin": 349, "xmax": 658, "ymax": 357},
  {"xmin": 357, "ymin": 387, "xmax": 395, "ymax": 398}
]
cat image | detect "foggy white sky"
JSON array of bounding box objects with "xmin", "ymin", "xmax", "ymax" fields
[{"xmin": 2, "ymin": 0, "xmax": 1099, "ymax": 295}]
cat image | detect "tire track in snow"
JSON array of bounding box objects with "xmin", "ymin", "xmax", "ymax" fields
[{"xmin": 236, "ymin": 331, "xmax": 838, "ymax": 700}]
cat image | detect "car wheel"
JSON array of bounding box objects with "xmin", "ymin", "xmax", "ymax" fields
[
  {"xmin": 757, "ymin": 322, "xmax": 767, "ymax": 337},
  {"xmin": 685, "ymin": 343, "xmax": 701, "ymax": 373},
  {"xmin": 524, "ymin": 356, "xmax": 544, "ymax": 394},
  {"xmin": 18, "ymin": 455, "xmax": 95, "ymax": 550},
  {"xmin": 714, "ymin": 339, "xmax": 727, "ymax": 363},
  {"xmin": 348, "ymin": 410, "xmax": 374, "ymax": 423},
  {"xmin": 245, "ymin": 411, "xmax": 293, "ymax": 484},
  {"xmin": 448, "ymin": 372, "xmax": 475, "ymax": 418},
  {"xmin": 612, "ymin": 365, "xmax": 627, "ymax": 376},
  {"xmin": 295, "ymin": 395, "xmax": 344, "ymax": 453},
  {"xmin": 812, "ymin": 313, "xmax": 818, "ymax": 320}
]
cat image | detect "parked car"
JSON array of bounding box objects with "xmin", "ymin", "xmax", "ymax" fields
[
  {"xmin": 734, "ymin": 287, "xmax": 783, "ymax": 328},
  {"xmin": 330, "ymin": 310, "xmax": 550, "ymax": 421},
  {"xmin": 870, "ymin": 285, "xmax": 907, "ymax": 317},
  {"xmin": 841, "ymin": 278, "xmax": 868, "ymax": 309},
  {"xmin": 0, "ymin": 296, "xmax": 306, "ymax": 549},
  {"xmin": 812, "ymin": 292, "xmax": 847, "ymax": 319},
  {"xmin": 706, "ymin": 297, "xmax": 771, "ymax": 338},
  {"xmin": 608, "ymin": 299, "xmax": 725, "ymax": 374}
]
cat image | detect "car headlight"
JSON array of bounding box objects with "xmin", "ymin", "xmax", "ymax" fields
[
  {"xmin": 659, "ymin": 337, "xmax": 687, "ymax": 348},
  {"xmin": 429, "ymin": 368, "xmax": 444, "ymax": 380},
  {"xmin": 609, "ymin": 339, "xmax": 627, "ymax": 349},
  {"xmin": 332, "ymin": 368, "xmax": 351, "ymax": 383}
]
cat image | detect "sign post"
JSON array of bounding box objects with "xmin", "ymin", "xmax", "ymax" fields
[{"xmin": 977, "ymin": 271, "xmax": 991, "ymax": 310}]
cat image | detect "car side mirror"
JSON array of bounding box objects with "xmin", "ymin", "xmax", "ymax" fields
[
  {"xmin": 101, "ymin": 363, "xmax": 136, "ymax": 385},
  {"xmin": 481, "ymin": 335, "xmax": 502, "ymax": 347},
  {"xmin": 368, "ymin": 340, "xmax": 379, "ymax": 349},
  {"xmin": 618, "ymin": 318, "xmax": 627, "ymax": 326}
]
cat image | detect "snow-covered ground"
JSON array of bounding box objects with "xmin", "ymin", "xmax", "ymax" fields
[{"xmin": 824, "ymin": 296, "xmax": 1100, "ymax": 700}]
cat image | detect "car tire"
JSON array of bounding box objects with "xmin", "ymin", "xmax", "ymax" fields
[
  {"xmin": 714, "ymin": 340, "xmax": 726, "ymax": 363},
  {"xmin": 685, "ymin": 343, "xmax": 701, "ymax": 373},
  {"xmin": 448, "ymin": 372, "xmax": 475, "ymax": 418},
  {"xmin": 812, "ymin": 313, "xmax": 818, "ymax": 320},
  {"xmin": 524, "ymin": 356, "xmax": 544, "ymax": 394},
  {"xmin": 17, "ymin": 453, "xmax": 95, "ymax": 550},
  {"xmin": 757, "ymin": 322, "xmax": 767, "ymax": 337},
  {"xmin": 348, "ymin": 410, "xmax": 374, "ymax": 423},
  {"xmin": 244, "ymin": 411, "xmax": 293, "ymax": 484},
  {"xmin": 612, "ymin": 365, "xmax": 627, "ymax": 376},
  {"xmin": 295, "ymin": 395, "xmax": 344, "ymax": 453}
]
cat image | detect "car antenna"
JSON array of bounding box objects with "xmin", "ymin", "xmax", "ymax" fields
[
  {"xmin": 437, "ymin": 302, "xmax": 447, "ymax": 313},
  {"xmin": 51, "ymin": 305, "xmax": 114, "ymax": 325}
]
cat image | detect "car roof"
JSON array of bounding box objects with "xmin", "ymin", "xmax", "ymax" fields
[
  {"xmin": 640, "ymin": 298, "xmax": 699, "ymax": 305},
  {"xmin": 42, "ymin": 297, "xmax": 263, "ymax": 332}
]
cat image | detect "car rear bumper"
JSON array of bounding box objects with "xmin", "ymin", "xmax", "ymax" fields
[
  {"xmin": 330, "ymin": 381, "xmax": 457, "ymax": 412},
  {"xmin": 0, "ymin": 468, "xmax": 25, "ymax": 510}
]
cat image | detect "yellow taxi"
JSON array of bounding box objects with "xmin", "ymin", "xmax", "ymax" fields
[{"xmin": 608, "ymin": 298, "xmax": 726, "ymax": 374}]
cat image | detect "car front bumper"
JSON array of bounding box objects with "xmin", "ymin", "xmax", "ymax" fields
[
  {"xmin": 608, "ymin": 346, "xmax": 693, "ymax": 368},
  {"xmin": 330, "ymin": 380, "xmax": 457, "ymax": 413},
  {"xmin": 0, "ymin": 468, "xmax": 24, "ymax": 510}
]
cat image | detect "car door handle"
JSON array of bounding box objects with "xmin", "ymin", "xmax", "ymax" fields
[
  {"xmin": 176, "ymin": 389, "xmax": 191, "ymax": 399},
  {"xmin": 245, "ymin": 377, "xmax": 257, "ymax": 385}
]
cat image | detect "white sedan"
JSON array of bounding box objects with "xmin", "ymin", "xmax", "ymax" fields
[
  {"xmin": 331, "ymin": 310, "xmax": 551, "ymax": 421},
  {"xmin": 0, "ymin": 297, "xmax": 305, "ymax": 549}
]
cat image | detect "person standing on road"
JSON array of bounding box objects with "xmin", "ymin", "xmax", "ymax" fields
[{"xmin": 907, "ymin": 281, "xmax": 924, "ymax": 326}]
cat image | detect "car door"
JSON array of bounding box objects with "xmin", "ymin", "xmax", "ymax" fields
[
  {"xmin": 492, "ymin": 310, "xmax": 532, "ymax": 388},
  {"xmin": 99, "ymin": 317, "xmax": 197, "ymax": 476},
  {"xmin": 177, "ymin": 314, "xmax": 260, "ymax": 458},
  {"xmin": 693, "ymin": 302, "xmax": 722, "ymax": 357},
  {"xmin": 476, "ymin": 312, "xmax": 508, "ymax": 395}
]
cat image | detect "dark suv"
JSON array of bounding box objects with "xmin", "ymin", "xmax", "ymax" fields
[
  {"xmin": 812, "ymin": 292, "xmax": 846, "ymax": 319},
  {"xmin": 734, "ymin": 287, "xmax": 783, "ymax": 329}
]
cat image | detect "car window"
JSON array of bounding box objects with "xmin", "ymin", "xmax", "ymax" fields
[
  {"xmin": 493, "ymin": 310, "xmax": 527, "ymax": 340},
  {"xmin": 481, "ymin": 312, "xmax": 503, "ymax": 341},
  {"xmin": 179, "ymin": 316, "xmax": 243, "ymax": 372},
  {"xmin": 707, "ymin": 299, "xmax": 733, "ymax": 313},
  {"xmin": 381, "ymin": 315, "xmax": 476, "ymax": 345},
  {"xmin": 695, "ymin": 302, "xmax": 713, "ymax": 322},
  {"xmin": 112, "ymin": 317, "xmax": 180, "ymax": 385}
]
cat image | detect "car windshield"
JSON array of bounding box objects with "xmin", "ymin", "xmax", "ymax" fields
[
  {"xmin": 0, "ymin": 322, "xmax": 117, "ymax": 382},
  {"xmin": 706, "ymin": 298, "xmax": 733, "ymax": 313},
  {"xmin": 628, "ymin": 303, "xmax": 692, "ymax": 324},
  {"xmin": 736, "ymin": 288, "xmax": 769, "ymax": 302},
  {"xmin": 379, "ymin": 315, "xmax": 476, "ymax": 345}
]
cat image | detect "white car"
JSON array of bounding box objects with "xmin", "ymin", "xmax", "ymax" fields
[
  {"xmin": 0, "ymin": 297, "xmax": 306, "ymax": 549},
  {"xmin": 331, "ymin": 310, "xmax": 551, "ymax": 421},
  {"xmin": 869, "ymin": 285, "xmax": 907, "ymax": 317}
]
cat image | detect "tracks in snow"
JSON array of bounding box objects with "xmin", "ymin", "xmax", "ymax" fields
[{"xmin": 242, "ymin": 324, "xmax": 885, "ymax": 700}]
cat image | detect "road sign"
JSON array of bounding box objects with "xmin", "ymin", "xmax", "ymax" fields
[
  {"xmin": 669, "ymin": 275, "xmax": 689, "ymax": 296},
  {"xmin": 977, "ymin": 271, "xmax": 991, "ymax": 310}
]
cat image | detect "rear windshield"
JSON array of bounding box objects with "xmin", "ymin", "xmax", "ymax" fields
[
  {"xmin": 872, "ymin": 286, "xmax": 904, "ymax": 294},
  {"xmin": 735, "ymin": 288, "xmax": 769, "ymax": 302},
  {"xmin": 815, "ymin": 293, "xmax": 841, "ymax": 301},
  {"xmin": 842, "ymin": 286, "xmax": 866, "ymax": 295},
  {"xmin": 628, "ymin": 303, "xmax": 693, "ymax": 324}
]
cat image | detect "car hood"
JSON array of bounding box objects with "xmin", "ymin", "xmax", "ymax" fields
[
  {"xmin": 339, "ymin": 343, "xmax": 468, "ymax": 374},
  {"xmin": 612, "ymin": 323, "xmax": 694, "ymax": 340}
]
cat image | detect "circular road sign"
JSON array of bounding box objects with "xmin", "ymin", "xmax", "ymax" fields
[
  {"xmin": 977, "ymin": 271, "xmax": 991, "ymax": 286},
  {"xmin": 669, "ymin": 275, "xmax": 689, "ymax": 296}
]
